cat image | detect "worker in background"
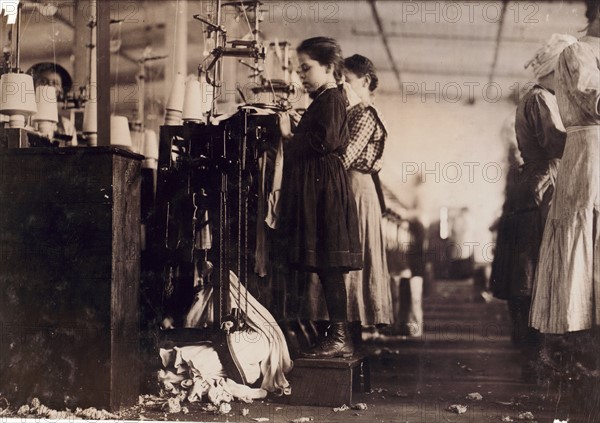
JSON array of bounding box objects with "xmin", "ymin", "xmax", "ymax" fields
[{"xmin": 27, "ymin": 62, "xmax": 77, "ymax": 145}]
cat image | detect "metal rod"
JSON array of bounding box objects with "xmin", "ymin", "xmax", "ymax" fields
[
  {"xmin": 138, "ymin": 62, "xmax": 145, "ymax": 132},
  {"xmin": 253, "ymin": 6, "xmax": 261, "ymax": 86},
  {"xmin": 368, "ymin": 0, "xmax": 402, "ymax": 90},
  {"xmin": 193, "ymin": 14, "xmax": 220, "ymax": 31},
  {"xmin": 253, "ymin": 1, "xmax": 259, "ymax": 40},
  {"xmin": 14, "ymin": 2, "xmax": 21, "ymax": 70},
  {"xmin": 87, "ymin": 14, "xmax": 96, "ymax": 89},
  {"xmin": 136, "ymin": 54, "xmax": 166, "ymax": 130},
  {"xmin": 220, "ymin": 46, "xmax": 262, "ymax": 58},
  {"xmin": 216, "ymin": 0, "xmax": 222, "ymax": 31},
  {"xmin": 222, "ymin": 0, "xmax": 262, "ymax": 8},
  {"xmin": 212, "ymin": 0, "xmax": 223, "ymax": 116}
]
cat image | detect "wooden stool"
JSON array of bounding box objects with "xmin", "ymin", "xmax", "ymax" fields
[{"xmin": 289, "ymin": 354, "xmax": 371, "ymax": 407}]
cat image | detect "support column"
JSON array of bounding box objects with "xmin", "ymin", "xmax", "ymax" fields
[
  {"xmin": 72, "ymin": 0, "xmax": 90, "ymax": 97},
  {"xmin": 97, "ymin": 0, "xmax": 110, "ymax": 146},
  {"xmin": 163, "ymin": 0, "xmax": 188, "ymax": 101}
]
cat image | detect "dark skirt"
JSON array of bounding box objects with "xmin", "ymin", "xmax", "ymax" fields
[
  {"xmin": 280, "ymin": 153, "xmax": 362, "ymax": 272},
  {"xmin": 491, "ymin": 159, "xmax": 559, "ymax": 299},
  {"xmin": 491, "ymin": 208, "xmax": 544, "ymax": 299}
]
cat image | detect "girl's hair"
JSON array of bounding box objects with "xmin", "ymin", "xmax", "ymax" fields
[
  {"xmin": 297, "ymin": 37, "xmax": 344, "ymax": 84},
  {"xmin": 586, "ymin": 0, "xmax": 599, "ymax": 24},
  {"xmin": 344, "ymin": 54, "xmax": 379, "ymax": 92}
]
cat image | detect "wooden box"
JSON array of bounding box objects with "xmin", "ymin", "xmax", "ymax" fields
[
  {"xmin": 289, "ymin": 355, "xmax": 371, "ymax": 407},
  {"xmin": 0, "ymin": 147, "xmax": 141, "ymax": 411}
]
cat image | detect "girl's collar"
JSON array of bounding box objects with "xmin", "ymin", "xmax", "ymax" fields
[{"xmin": 309, "ymin": 82, "xmax": 338, "ymax": 99}]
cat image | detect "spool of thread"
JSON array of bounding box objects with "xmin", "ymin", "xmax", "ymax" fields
[
  {"xmin": 82, "ymin": 87, "xmax": 98, "ymax": 146},
  {"xmin": 142, "ymin": 129, "xmax": 158, "ymax": 170},
  {"xmin": 130, "ymin": 129, "xmax": 144, "ymax": 154},
  {"xmin": 32, "ymin": 85, "xmax": 59, "ymax": 138},
  {"xmin": 0, "ymin": 73, "xmax": 38, "ymax": 128},
  {"xmin": 110, "ymin": 115, "xmax": 133, "ymax": 149},
  {"xmin": 182, "ymin": 78, "xmax": 204, "ymax": 123},
  {"xmin": 164, "ymin": 72, "xmax": 185, "ymax": 125}
]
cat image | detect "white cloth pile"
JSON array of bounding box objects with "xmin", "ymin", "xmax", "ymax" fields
[
  {"xmin": 158, "ymin": 271, "xmax": 292, "ymax": 407},
  {"xmin": 158, "ymin": 344, "xmax": 268, "ymax": 405}
]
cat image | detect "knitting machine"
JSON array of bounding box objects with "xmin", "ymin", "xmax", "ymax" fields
[
  {"xmin": 152, "ymin": 108, "xmax": 282, "ymax": 329},
  {"xmin": 144, "ymin": 0, "xmax": 304, "ymax": 332}
]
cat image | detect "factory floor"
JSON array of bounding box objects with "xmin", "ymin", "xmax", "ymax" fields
[
  {"xmin": 3, "ymin": 278, "xmax": 594, "ymax": 422},
  {"xmin": 125, "ymin": 278, "xmax": 597, "ymax": 423}
]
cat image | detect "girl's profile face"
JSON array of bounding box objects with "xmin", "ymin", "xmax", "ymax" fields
[
  {"xmin": 344, "ymin": 71, "xmax": 365, "ymax": 95},
  {"xmin": 297, "ymin": 52, "xmax": 331, "ymax": 93},
  {"xmin": 344, "ymin": 70, "xmax": 370, "ymax": 103}
]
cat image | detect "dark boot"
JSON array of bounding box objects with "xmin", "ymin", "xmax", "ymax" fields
[{"xmin": 302, "ymin": 322, "xmax": 354, "ymax": 358}]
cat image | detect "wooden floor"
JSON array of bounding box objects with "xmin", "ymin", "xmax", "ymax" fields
[
  {"xmin": 6, "ymin": 278, "xmax": 596, "ymax": 422},
  {"xmin": 356, "ymin": 278, "xmax": 574, "ymax": 422},
  {"xmin": 134, "ymin": 278, "xmax": 593, "ymax": 422}
]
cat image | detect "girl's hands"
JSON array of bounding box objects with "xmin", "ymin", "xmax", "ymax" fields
[
  {"xmin": 288, "ymin": 110, "xmax": 302, "ymax": 125},
  {"xmin": 279, "ymin": 112, "xmax": 292, "ymax": 140},
  {"xmin": 343, "ymin": 82, "xmax": 361, "ymax": 109}
]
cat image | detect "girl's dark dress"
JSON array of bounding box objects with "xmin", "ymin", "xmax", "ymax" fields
[
  {"xmin": 491, "ymin": 85, "xmax": 566, "ymax": 300},
  {"xmin": 280, "ymin": 86, "xmax": 362, "ymax": 272}
]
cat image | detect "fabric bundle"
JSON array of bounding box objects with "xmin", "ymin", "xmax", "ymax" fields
[
  {"xmin": 157, "ymin": 343, "xmax": 269, "ymax": 405},
  {"xmin": 160, "ymin": 271, "xmax": 292, "ymax": 407},
  {"xmin": 524, "ymin": 33, "xmax": 578, "ymax": 80}
]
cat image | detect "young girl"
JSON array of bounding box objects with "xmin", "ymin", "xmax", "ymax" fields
[
  {"xmin": 340, "ymin": 55, "xmax": 392, "ymax": 332},
  {"xmin": 279, "ymin": 37, "xmax": 362, "ymax": 358}
]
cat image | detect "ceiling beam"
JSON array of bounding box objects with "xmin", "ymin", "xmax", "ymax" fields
[
  {"xmin": 488, "ymin": 0, "xmax": 508, "ymax": 84},
  {"xmin": 351, "ymin": 28, "xmax": 545, "ymax": 44},
  {"xmin": 20, "ymin": 56, "xmax": 528, "ymax": 83},
  {"xmin": 368, "ymin": 0, "xmax": 402, "ymax": 90},
  {"xmin": 113, "ymin": 50, "xmax": 139, "ymax": 65},
  {"xmin": 385, "ymin": 67, "xmax": 526, "ymax": 79}
]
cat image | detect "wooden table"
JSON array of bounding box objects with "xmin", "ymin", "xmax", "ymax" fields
[{"xmin": 0, "ymin": 147, "xmax": 142, "ymax": 410}]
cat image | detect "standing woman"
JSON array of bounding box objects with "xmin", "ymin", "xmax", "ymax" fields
[
  {"xmin": 530, "ymin": 3, "xmax": 600, "ymax": 336},
  {"xmin": 490, "ymin": 34, "xmax": 575, "ymax": 378},
  {"xmin": 340, "ymin": 55, "xmax": 392, "ymax": 331},
  {"xmin": 278, "ymin": 37, "xmax": 362, "ymax": 358}
]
